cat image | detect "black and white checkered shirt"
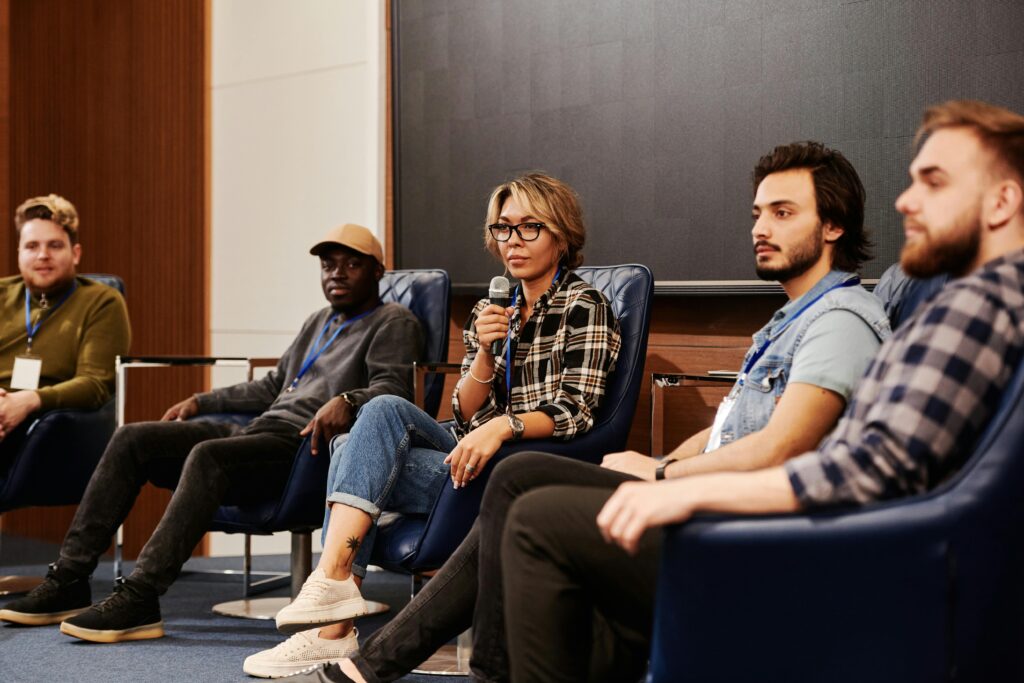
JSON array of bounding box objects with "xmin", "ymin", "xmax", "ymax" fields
[
  {"xmin": 786, "ymin": 248, "xmax": 1024, "ymax": 508},
  {"xmin": 452, "ymin": 271, "xmax": 621, "ymax": 439}
]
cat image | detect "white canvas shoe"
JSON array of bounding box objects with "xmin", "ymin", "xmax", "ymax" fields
[
  {"xmin": 275, "ymin": 568, "xmax": 368, "ymax": 635},
  {"xmin": 243, "ymin": 627, "xmax": 359, "ymax": 679}
]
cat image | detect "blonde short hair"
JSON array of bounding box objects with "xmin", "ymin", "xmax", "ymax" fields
[
  {"xmin": 15, "ymin": 194, "xmax": 80, "ymax": 244},
  {"xmin": 483, "ymin": 172, "xmax": 586, "ymax": 269},
  {"xmin": 917, "ymin": 100, "xmax": 1024, "ymax": 186}
]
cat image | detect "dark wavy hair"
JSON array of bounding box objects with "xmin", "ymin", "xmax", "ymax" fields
[{"xmin": 752, "ymin": 142, "xmax": 872, "ymax": 272}]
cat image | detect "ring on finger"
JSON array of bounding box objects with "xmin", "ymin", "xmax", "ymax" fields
[{"xmin": 465, "ymin": 464, "xmax": 476, "ymax": 473}]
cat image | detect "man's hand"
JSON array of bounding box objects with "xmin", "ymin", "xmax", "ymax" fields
[
  {"xmin": 300, "ymin": 396, "xmax": 355, "ymax": 455},
  {"xmin": 444, "ymin": 417, "xmax": 507, "ymax": 488},
  {"xmin": 601, "ymin": 450, "xmax": 659, "ymax": 480},
  {"xmin": 161, "ymin": 396, "xmax": 200, "ymax": 422},
  {"xmin": 596, "ymin": 480, "xmax": 695, "ymax": 555},
  {"xmin": 0, "ymin": 390, "xmax": 42, "ymax": 441}
]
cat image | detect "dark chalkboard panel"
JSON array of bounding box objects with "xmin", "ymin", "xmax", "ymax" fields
[{"xmin": 392, "ymin": 0, "xmax": 1024, "ymax": 293}]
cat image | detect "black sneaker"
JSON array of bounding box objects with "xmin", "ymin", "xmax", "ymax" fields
[
  {"xmin": 59, "ymin": 577, "xmax": 164, "ymax": 643},
  {"xmin": 0, "ymin": 563, "xmax": 91, "ymax": 626}
]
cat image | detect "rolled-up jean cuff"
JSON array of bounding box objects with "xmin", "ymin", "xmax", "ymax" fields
[
  {"xmin": 327, "ymin": 492, "xmax": 380, "ymax": 520},
  {"xmin": 351, "ymin": 563, "xmax": 368, "ymax": 579}
]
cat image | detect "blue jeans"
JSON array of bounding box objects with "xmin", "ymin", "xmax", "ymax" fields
[{"xmin": 324, "ymin": 395, "xmax": 456, "ymax": 578}]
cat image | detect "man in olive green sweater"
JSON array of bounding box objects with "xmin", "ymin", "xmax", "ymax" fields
[{"xmin": 0, "ymin": 194, "xmax": 131, "ymax": 470}]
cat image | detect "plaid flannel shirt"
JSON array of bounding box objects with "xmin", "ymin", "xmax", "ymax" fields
[
  {"xmin": 451, "ymin": 271, "xmax": 621, "ymax": 439},
  {"xmin": 786, "ymin": 248, "xmax": 1024, "ymax": 509}
]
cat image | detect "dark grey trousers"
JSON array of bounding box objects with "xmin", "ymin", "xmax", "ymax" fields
[
  {"xmin": 352, "ymin": 451, "xmax": 661, "ymax": 683},
  {"xmin": 58, "ymin": 416, "xmax": 301, "ymax": 594}
]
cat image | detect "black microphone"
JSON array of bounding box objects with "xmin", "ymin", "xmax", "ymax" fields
[{"xmin": 488, "ymin": 276, "xmax": 511, "ymax": 356}]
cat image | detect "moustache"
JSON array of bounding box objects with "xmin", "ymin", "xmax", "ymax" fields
[{"xmin": 753, "ymin": 240, "xmax": 780, "ymax": 253}]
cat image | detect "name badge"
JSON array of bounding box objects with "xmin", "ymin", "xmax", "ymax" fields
[
  {"xmin": 703, "ymin": 394, "xmax": 736, "ymax": 454},
  {"xmin": 11, "ymin": 354, "xmax": 42, "ymax": 390}
]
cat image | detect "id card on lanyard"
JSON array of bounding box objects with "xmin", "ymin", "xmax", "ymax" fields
[
  {"xmin": 702, "ymin": 276, "xmax": 860, "ymax": 454},
  {"xmin": 12, "ymin": 284, "xmax": 78, "ymax": 390}
]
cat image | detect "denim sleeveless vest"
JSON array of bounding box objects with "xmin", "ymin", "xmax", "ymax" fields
[{"xmin": 713, "ymin": 270, "xmax": 891, "ymax": 449}]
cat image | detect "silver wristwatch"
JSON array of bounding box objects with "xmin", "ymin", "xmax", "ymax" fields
[{"xmin": 506, "ymin": 413, "xmax": 525, "ymax": 441}]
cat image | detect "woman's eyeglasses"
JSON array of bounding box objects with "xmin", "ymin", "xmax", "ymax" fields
[{"xmin": 488, "ymin": 222, "xmax": 547, "ymax": 242}]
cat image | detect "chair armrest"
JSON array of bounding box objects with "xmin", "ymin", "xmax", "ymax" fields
[{"xmin": 414, "ymin": 361, "xmax": 462, "ymax": 410}]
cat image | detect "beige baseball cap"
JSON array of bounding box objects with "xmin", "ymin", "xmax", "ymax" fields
[{"xmin": 310, "ymin": 223, "xmax": 384, "ymax": 264}]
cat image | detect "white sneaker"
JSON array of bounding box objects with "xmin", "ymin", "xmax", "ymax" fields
[
  {"xmin": 275, "ymin": 568, "xmax": 368, "ymax": 635},
  {"xmin": 243, "ymin": 627, "xmax": 359, "ymax": 679}
]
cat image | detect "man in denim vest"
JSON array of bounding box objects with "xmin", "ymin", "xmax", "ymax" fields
[
  {"xmin": 602, "ymin": 141, "xmax": 891, "ymax": 482},
  {"xmin": 290, "ymin": 142, "xmax": 893, "ymax": 683}
]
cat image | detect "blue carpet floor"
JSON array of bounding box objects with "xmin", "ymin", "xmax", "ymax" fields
[{"xmin": 0, "ymin": 540, "xmax": 466, "ymax": 683}]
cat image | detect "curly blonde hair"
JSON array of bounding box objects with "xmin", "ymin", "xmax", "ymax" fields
[{"xmin": 15, "ymin": 194, "xmax": 80, "ymax": 244}]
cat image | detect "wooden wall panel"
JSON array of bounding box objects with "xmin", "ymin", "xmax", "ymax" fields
[{"xmin": 0, "ymin": 0, "xmax": 208, "ymax": 560}]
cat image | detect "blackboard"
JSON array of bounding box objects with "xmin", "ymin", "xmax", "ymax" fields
[{"xmin": 392, "ymin": 0, "xmax": 1024, "ymax": 293}]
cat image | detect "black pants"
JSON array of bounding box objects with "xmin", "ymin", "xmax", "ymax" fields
[
  {"xmin": 58, "ymin": 416, "xmax": 301, "ymax": 594},
  {"xmin": 352, "ymin": 452, "xmax": 662, "ymax": 683}
]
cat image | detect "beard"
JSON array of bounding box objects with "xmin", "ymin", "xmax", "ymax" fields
[
  {"xmin": 754, "ymin": 225, "xmax": 825, "ymax": 283},
  {"xmin": 900, "ymin": 207, "xmax": 982, "ymax": 279}
]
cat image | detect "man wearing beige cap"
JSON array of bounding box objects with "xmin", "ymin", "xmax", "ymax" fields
[{"xmin": 0, "ymin": 223, "xmax": 424, "ymax": 643}]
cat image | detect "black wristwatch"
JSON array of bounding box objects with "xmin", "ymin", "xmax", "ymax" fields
[
  {"xmin": 655, "ymin": 457, "xmax": 678, "ymax": 481},
  {"xmin": 339, "ymin": 393, "xmax": 358, "ymax": 410},
  {"xmin": 506, "ymin": 413, "xmax": 525, "ymax": 441}
]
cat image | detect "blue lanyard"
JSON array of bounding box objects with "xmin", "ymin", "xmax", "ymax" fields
[
  {"xmin": 287, "ymin": 304, "xmax": 380, "ymax": 392},
  {"xmin": 739, "ymin": 277, "xmax": 861, "ymax": 384},
  {"xmin": 24, "ymin": 282, "xmax": 78, "ymax": 351},
  {"xmin": 504, "ymin": 267, "xmax": 562, "ymax": 411}
]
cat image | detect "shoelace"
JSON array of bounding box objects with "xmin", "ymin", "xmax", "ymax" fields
[
  {"xmin": 30, "ymin": 564, "xmax": 75, "ymax": 600},
  {"xmin": 296, "ymin": 578, "xmax": 332, "ymax": 602},
  {"xmin": 93, "ymin": 578, "xmax": 140, "ymax": 615}
]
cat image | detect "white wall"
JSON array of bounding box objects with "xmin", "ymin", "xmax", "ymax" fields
[{"xmin": 208, "ymin": 0, "xmax": 385, "ymax": 557}]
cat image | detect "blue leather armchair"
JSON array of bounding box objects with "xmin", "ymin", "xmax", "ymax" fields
[
  {"xmin": 0, "ymin": 274, "xmax": 125, "ymax": 593},
  {"xmin": 372, "ymin": 264, "xmax": 654, "ymax": 574},
  {"xmin": 647, "ymin": 269, "xmax": 1023, "ymax": 682}
]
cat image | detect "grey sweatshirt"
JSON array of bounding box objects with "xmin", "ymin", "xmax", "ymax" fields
[{"xmin": 193, "ymin": 302, "xmax": 423, "ymax": 428}]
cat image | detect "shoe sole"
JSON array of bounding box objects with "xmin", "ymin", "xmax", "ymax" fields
[
  {"xmin": 242, "ymin": 654, "xmax": 351, "ymax": 679},
  {"xmin": 59, "ymin": 619, "xmax": 165, "ymax": 643},
  {"xmin": 0, "ymin": 606, "xmax": 89, "ymax": 626},
  {"xmin": 275, "ymin": 597, "xmax": 368, "ymax": 635}
]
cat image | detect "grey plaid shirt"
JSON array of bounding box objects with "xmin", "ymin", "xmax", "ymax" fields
[
  {"xmin": 452, "ymin": 271, "xmax": 621, "ymax": 439},
  {"xmin": 786, "ymin": 248, "xmax": 1024, "ymax": 508}
]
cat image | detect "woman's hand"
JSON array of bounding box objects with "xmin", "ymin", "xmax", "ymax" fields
[
  {"xmin": 473, "ymin": 304, "xmax": 513, "ymax": 355},
  {"xmin": 444, "ymin": 417, "xmax": 509, "ymax": 488}
]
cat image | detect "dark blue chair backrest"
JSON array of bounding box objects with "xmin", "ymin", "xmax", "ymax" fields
[
  {"xmin": 874, "ymin": 263, "xmax": 949, "ymax": 329},
  {"xmin": 82, "ymin": 273, "xmax": 126, "ymax": 296},
  {"xmin": 379, "ymin": 269, "xmax": 450, "ymax": 418}
]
